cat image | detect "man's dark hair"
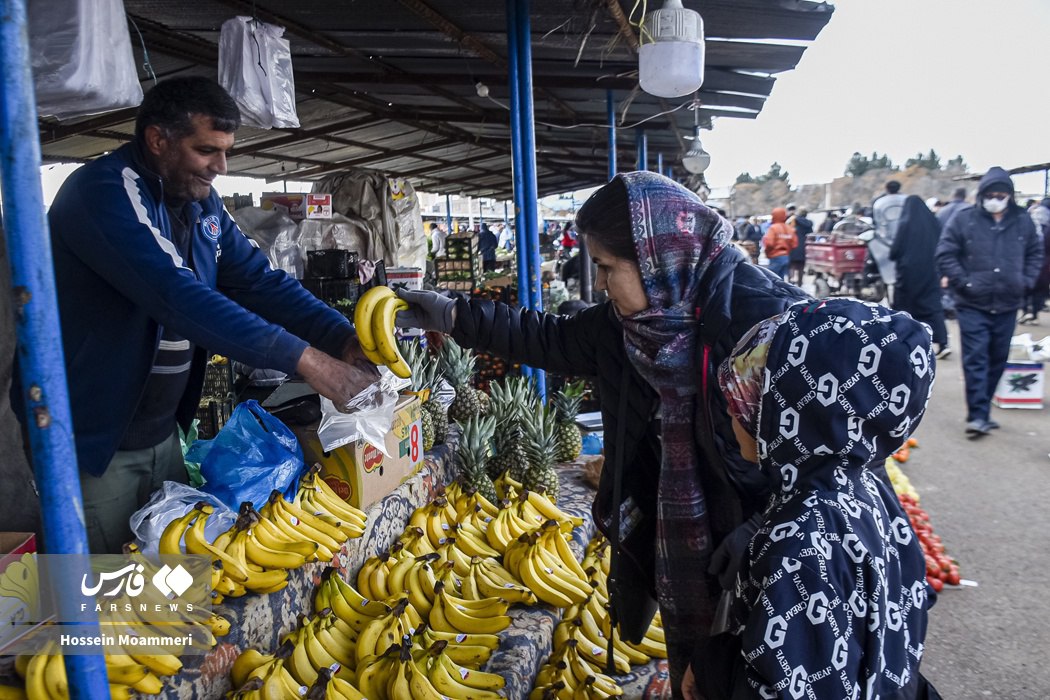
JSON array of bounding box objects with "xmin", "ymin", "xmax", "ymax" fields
[
  {"xmin": 429, "ymin": 222, "xmax": 439, "ymax": 231},
  {"xmin": 135, "ymin": 76, "xmax": 241, "ymax": 142},
  {"xmin": 953, "ymin": 186, "xmax": 967, "ymax": 200},
  {"xmin": 885, "ymin": 180, "xmax": 902, "ymax": 194}
]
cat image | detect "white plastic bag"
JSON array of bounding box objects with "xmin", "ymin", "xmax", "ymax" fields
[
  {"xmin": 317, "ymin": 368, "xmax": 411, "ymax": 455},
  {"xmin": 129, "ymin": 482, "xmax": 237, "ymax": 560},
  {"xmin": 29, "ymin": 0, "xmax": 144, "ymax": 120},
  {"xmin": 218, "ymin": 16, "xmax": 300, "ymax": 129}
]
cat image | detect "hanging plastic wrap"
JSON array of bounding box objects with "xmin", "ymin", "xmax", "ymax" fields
[
  {"xmin": 231, "ymin": 206, "xmax": 302, "ymax": 277},
  {"xmin": 388, "ymin": 178, "xmax": 428, "ymax": 270},
  {"xmin": 317, "ymin": 368, "xmax": 411, "ymax": 455},
  {"xmin": 29, "ymin": 0, "xmax": 144, "ymax": 120},
  {"xmin": 218, "ymin": 16, "xmax": 300, "ymax": 129}
]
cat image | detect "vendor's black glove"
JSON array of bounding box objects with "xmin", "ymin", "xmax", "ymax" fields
[
  {"xmin": 707, "ymin": 512, "xmax": 764, "ymax": 591},
  {"xmin": 394, "ymin": 288, "xmax": 456, "ymax": 334}
]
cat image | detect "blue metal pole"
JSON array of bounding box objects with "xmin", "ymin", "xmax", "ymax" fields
[
  {"xmin": 636, "ymin": 128, "xmax": 648, "ymax": 171},
  {"xmin": 506, "ymin": 2, "xmax": 532, "ymax": 381},
  {"xmin": 607, "ymin": 90, "xmax": 617, "ymax": 181},
  {"xmin": 657, "ymin": 152, "xmax": 664, "ymax": 174},
  {"xmin": 445, "ymin": 194, "xmax": 453, "ymax": 237},
  {"xmin": 0, "ymin": 0, "xmax": 109, "ymax": 695},
  {"xmin": 508, "ymin": 0, "xmax": 545, "ymax": 399}
]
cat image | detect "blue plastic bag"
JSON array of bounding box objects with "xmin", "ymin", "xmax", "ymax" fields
[{"xmin": 185, "ymin": 400, "xmax": 304, "ymax": 511}]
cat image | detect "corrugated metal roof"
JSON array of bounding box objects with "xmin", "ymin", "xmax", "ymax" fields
[{"xmin": 38, "ymin": 0, "xmax": 834, "ymax": 198}]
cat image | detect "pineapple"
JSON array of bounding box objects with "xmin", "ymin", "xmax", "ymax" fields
[
  {"xmin": 401, "ymin": 339, "xmax": 436, "ymax": 452},
  {"xmin": 454, "ymin": 414, "xmax": 499, "ymax": 504},
  {"xmin": 552, "ymin": 381, "xmax": 585, "ymax": 462},
  {"xmin": 522, "ymin": 407, "xmax": 561, "ymax": 503},
  {"xmin": 487, "ymin": 377, "xmax": 536, "ymax": 481},
  {"xmin": 440, "ymin": 339, "xmax": 482, "ymax": 423}
]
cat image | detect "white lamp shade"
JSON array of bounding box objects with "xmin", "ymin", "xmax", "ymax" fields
[
  {"xmin": 639, "ymin": 41, "xmax": 705, "ymax": 98},
  {"xmin": 682, "ymin": 144, "xmax": 710, "ymax": 174}
]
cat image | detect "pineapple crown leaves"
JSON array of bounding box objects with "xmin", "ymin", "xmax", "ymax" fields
[
  {"xmin": 489, "ymin": 376, "xmax": 538, "ymax": 424},
  {"xmin": 552, "ymin": 380, "xmax": 586, "ymax": 421},
  {"xmin": 437, "ymin": 338, "xmax": 476, "ymax": 386},
  {"xmin": 454, "ymin": 413, "xmax": 498, "ymax": 461},
  {"xmin": 399, "ymin": 338, "xmax": 431, "ymax": 391},
  {"xmin": 522, "ymin": 406, "xmax": 558, "ymax": 466}
]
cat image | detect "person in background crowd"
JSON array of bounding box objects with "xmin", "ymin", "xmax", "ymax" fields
[
  {"xmin": 560, "ymin": 222, "xmax": 577, "ymax": 251},
  {"xmin": 890, "ymin": 195, "xmax": 951, "ymax": 358},
  {"xmin": 788, "ymin": 206, "xmax": 812, "ymax": 286},
  {"xmin": 478, "ymin": 222, "xmax": 498, "ymax": 272},
  {"xmin": 496, "ymin": 222, "xmax": 514, "ymax": 251},
  {"xmin": 696, "ymin": 298, "xmax": 939, "ymax": 700},
  {"xmin": 926, "ymin": 196, "xmax": 943, "ymax": 213},
  {"xmin": 937, "ymin": 186, "xmax": 969, "ymax": 226},
  {"xmin": 394, "ymin": 171, "xmax": 810, "ymax": 697},
  {"xmin": 1019, "ymin": 200, "xmax": 1050, "ymax": 324},
  {"xmin": 38, "ymin": 77, "xmax": 379, "ymax": 552},
  {"xmin": 429, "ymin": 222, "xmax": 447, "ymax": 257},
  {"xmin": 819, "ymin": 210, "xmax": 840, "ymax": 233},
  {"xmin": 761, "ymin": 206, "xmax": 797, "ymax": 279},
  {"xmin": 871, "ymin": 180, "xmax": 908, "ymax": 291},
  {"xmin": 936, "ymin": 167, "xmax": 1043, "ymax": 438}
]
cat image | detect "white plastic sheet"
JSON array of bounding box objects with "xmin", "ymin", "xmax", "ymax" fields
[
  {"xmin": 130, "ymin": 482, "xmax": 237, "ymax": 560},
  {"xmin": 29, "ymin": 0, "xmax": 144, "ymax": 120},
  {"xmin": 218, "ymin": 16, "xmax": 300, "ymax": 129}
]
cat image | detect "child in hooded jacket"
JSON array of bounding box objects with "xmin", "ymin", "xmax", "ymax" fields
[{"xmin": 695, "ymin": 298, "xmax": 939, "ymax": 700}]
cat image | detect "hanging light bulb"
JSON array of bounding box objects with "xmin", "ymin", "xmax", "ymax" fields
[
  {"xmin": 638, "ymin": 0, "xmax": 705, "ymax": 99},
  {"xmin": 681, "ymin": 103, "xmax": 710, "ymax": 173}
]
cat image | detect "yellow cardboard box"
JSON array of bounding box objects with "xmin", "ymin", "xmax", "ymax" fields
[
  {"xmin": 294, "ymin": 394, "xmax": 424, "ymax": 510},
  {"xmin": 0, "ymin": 532, "xmax": 38, "ymax": 654}
]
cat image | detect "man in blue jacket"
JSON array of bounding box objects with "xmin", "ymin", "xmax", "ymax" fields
[
  {"xmin": 45, "ymin": 77, "xmax": 378, "ymax": 552},
  {"xmin": 936, "ymin": 167, "xmax": 1043, "ymax": 438}
]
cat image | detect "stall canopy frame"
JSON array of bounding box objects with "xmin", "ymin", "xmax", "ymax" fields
[{"xmin": 38, "ymin": 0, "xmax": 835, "ymax": 200}]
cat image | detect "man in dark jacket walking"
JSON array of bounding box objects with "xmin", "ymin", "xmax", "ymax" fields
[
  {"xmin": 936, "ymin": 167, "xmax": 1043, "ymax": 437},
  {"xmin": 937, "ymin": 186, "xmax": 969, "ymax": 226},
  {"xmin": 788, "ymin": 207, "xmax": 813, "ymax": 286}
]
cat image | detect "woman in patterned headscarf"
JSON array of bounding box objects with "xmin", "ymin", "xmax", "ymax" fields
[
  {"xmin": 702, "ymin": 298, "xmax": 940, "ymax": 700},
  {"xmin": 395, "ymin": 172, "xmax": 809, "ymax": 696}
]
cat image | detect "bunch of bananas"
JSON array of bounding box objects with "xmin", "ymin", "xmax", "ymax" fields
[
  {"xmin": 353, "ymin": 285, "xmax": 411, "ymax": 378},
  {"xmin": 504, "ymin": 520, "xmax": 594, "ymax": 609},
  {"xmin": 530, "ymin": 535, "xmax": 667, "ymax": 699},
  {"xmin": 159, "ymin": 470, "xmax": 367, "ymax": 600}
]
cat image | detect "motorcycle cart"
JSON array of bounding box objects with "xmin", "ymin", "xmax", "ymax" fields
[{"xmin": 805, "ymin": 230, "xmax": 886, "ymax": 301}]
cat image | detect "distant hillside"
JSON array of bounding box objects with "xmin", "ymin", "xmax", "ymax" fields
[{"xmin": 722, "ymin": 164, "xmax": 971, "ymax": 217}]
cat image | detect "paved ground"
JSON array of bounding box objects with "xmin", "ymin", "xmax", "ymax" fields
[{"xmin": 905, "ymin": 316, "xmax": 1050, "ymax": 698}]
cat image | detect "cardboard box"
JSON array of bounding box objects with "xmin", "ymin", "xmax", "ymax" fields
[
  {"xmin": 260, "ymin": 192, "xmax": 307, "ymax": 221},
  {"xmin": 306, "ymin": 193, "xmax": 333, "ymax": 219},
  {"xmin": 0, "ymin": 533, "xmax": 38, "ymax": 650},
  {"xmin": 993, "ymin": 361, "xmax": 1044, "ymax": 409},
  {"xmin": 294, "ymin": 395, "xmax": 424, "ymax": 510},
  {"xmin": 386, "ymin": 267, "xmax": 424, "ymax": 291}
]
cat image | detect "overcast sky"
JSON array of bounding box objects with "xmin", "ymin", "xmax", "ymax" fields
[{"xmin": 700, "ymin": 0, "xmax": 1050, "ymax": 195}]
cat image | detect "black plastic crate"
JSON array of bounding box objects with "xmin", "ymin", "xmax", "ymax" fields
[
  {"xmin": 196, "ymin": 398, "xmax": 233, "ymax": 440},
  {"xmin": 323, "ymin": 278, "xmax": 360, "ymax": 304},
  {"xmin": 307, "ymin": 249, "xmax": 358, "ymax": 278},
  {"xmin": 201, "ymin": 358, "xmax": 234, "ymax": 400},
  {"xmin": 301, "ymin": 277, "xmax": 325, "ymax": 300}
]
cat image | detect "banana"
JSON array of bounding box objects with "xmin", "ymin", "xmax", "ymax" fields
[
  {"xmin": 330, "ymin": 676, "xmax": 368, "ymax": 700},
  {"xmin": 403, "ymin": 649, "xmax": 446, "ymax": 700},
  {"xmin": 577, "ymin": 607, "xmax": 632, "ymax": 673},
  {"xmin": 108, "ymin": 685, "xmax": 135, "ymax": 700},
  {"xmin": 354, "ymin": 600, "xmax": 409, "ymax": 668},
  {"xmin": 485, "ymin": 505, "xmax": 518, "ymax": 553},
  {"xmin": 430, "ymin": 584, "xmax": 510, "ymax": 635},
  {"xmin": 181, "ymin": 505, "xmax": 250, "ymax": 582},
  {"xmin": 404, "ymin": 561, "xmax": 435, "ymax": 618},
  {"xmin": 427, "ymin": 651, "xmax": 503, "ymax": 700},
  {"xmin": 271, "ymin": 491, "xmax": 349, "ymax": 546},
  {"xmin": 591, "ymin": 599, "xmax": 650, "ymax": 666},
  {"xmin": 225, "ymin": 529, "xmax": 288, "ymax": 593},
  {"xmin": 300, "ymin": 491, "xmax": 366, "ymax": 539},
  {"xmin": 231, "ymin": 649, "xmax": 276, "ymax": 689},
  {"xmin": 314, "ymin": 617, "xmax": 357, "ymax": 671},
  {"xmin": 436, "ymin": 580, "xmax": 510, "ymax": 617},
  {"xmin": 130, "ymin": 653, "xmax": 183, "ymax": 677},
  {"xmin": 436, "ymin": 650, "xmax": 505, "ymax": 692},
  {"xmin": 540, "ymin": 522, "xmax": 589, "ymax": 581},
  {"xmin": 522, "ymin": 489, "xmax": 584, "ymax": 528},
  {"xmin": 397, "ymin": 526, "xmax": 436, "ymax": 557},
  {"xmin": 243, "ymin": 524, "xmax": 315, "ymax": 570},
  {"xmin": 157, "ymin": 507, "xmax": 199, "ymax": 555},
  {"xmin": 452, "ymin": 524, "xmax": 502, "ymax": 559},
  {"xmin": 23, "ymin": 647, "xmax": 50, "ymax": 700},
  {"xmin": 306, "ymin": 472, "xmax": 369, "ymax": 527},
  {"xmin": 286, "ymin": 632, "xmax": 320, "ymax": 688},
  {"xmin": 131, "ymin": 670, "xmax": 165, "ymax": 694},
  {"xmin": 323, "ymin": 573, "xmax": 387, "ymax": 633},
  {"xmin": 103, "ymin": 659, "xmax": 150, "ymax": 686},
  {"xmin": 354, "ymin": 285, "xmax": 396, "ymax": 364},
  {"xmin": 42, "ymin": 652, "xmax": 67, "ymax": 699},
  {"xmin": 355, "ymin": 644, "xmax": 401, "ymax": 700},
  {"xmin": 0, "ymin": 687, "xmax": 27, "ymax": 700},
  {"xmin": 532, "ymin": 540, "xmax": 592, "ymax": 601},
  {"xmin": 471, "ymin": 557, "xmax": 536, "ymax": 605},
  {"xmin": 372, "ymin": 295, "xmax": 412, "ymax": 377},
  {"xmin": 262, "ymin": 505, "xmax": 336, "ymax": 562},
  {"xmin": 562, "ymin": 640, "xmax": 623, "ymax": 696},
  {"xmin": 416, "ymin": 622, "xmax": 499, "ymax": 654},
  {"xmin": 517, "ymin": 545, "xmax": 579, "ymax": 608}
]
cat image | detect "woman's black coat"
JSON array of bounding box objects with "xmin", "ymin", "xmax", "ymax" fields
[{"xmin": 450, "ymin": 248, "xmax": 807, "ymax": 641}]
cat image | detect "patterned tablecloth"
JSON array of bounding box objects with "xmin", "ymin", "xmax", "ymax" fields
[{"xmin": 149, "ymin": 448, "xmax": 671, "ymax": 699}]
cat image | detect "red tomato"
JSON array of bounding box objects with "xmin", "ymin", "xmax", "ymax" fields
[
  {"xmin": 946, "ymin": 568, "xmax": 961, "ymax": 586},
  {"xmin": 927, "ymin": 575, "xmax": 944, "ymax": 592}
]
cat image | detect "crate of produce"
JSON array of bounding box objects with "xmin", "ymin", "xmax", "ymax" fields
[
  {"xmin": 445, "ymin": 234, "xmax": 477, "ymax": 260},
  {"xmin": 196, "ymin": 397, "xmax": 234, "ymax": 440},
  {"xmin": 306, "ymin": 249, "xmax": 358, "ymax": 278},
  {"xmin": 201, "ymin": 356, "xmax": 234, "ymax": 400}
]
